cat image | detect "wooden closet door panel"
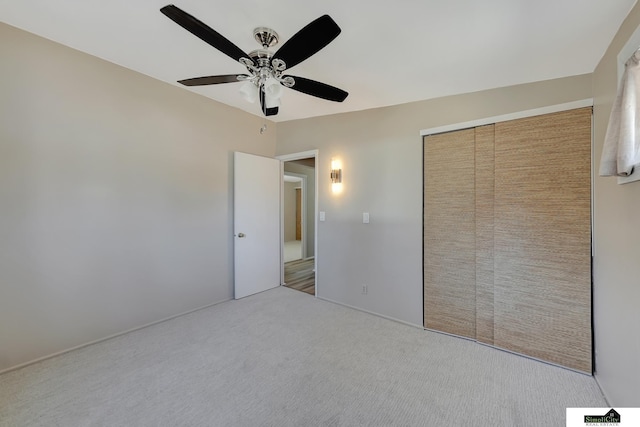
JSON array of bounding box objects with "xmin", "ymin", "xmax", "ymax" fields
[
  {"xmin": 475, "ymin": 125, "xmax": 495, "ymax": 345},
  {"xmin": 424, "ymin": 129, "xmax": 476, "ymax": 339},
  {"xmin": 493, "ymin": 108, "xmax": 592, "ymax": 373}
]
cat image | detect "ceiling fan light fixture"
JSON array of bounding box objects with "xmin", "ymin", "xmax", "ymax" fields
[
  {"xmin": 240, "ymin": 81, "xmax": 259, "ymax": 104},
  {"xmin": 263, "ymin": 77, "xmax": 283, "ymax": 100},
  {"xmin": 265, "ymin": 94, "xmax": 280, "ymax": 109}
]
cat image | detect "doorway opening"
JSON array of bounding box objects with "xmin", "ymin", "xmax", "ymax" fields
[{"xmin": 277, "ymin": 150, "xmax": 318, "ymax": 296}]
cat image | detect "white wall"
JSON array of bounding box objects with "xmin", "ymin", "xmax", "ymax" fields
[
  {"xmin": 0, "ymin": 23, "xmax": 276, "ymax": 372},
  {"xmin": 592, "ymin": 2, "xmax": 640, "ymax": 406},
  {"xmin": 277, "ymin": 75, "xmax": 593, "ymax": 327}
]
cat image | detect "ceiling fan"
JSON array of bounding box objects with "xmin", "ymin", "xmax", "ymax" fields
[{"xmin": 160, "ymin": 5, "xmax": 349, "ymax": 117}]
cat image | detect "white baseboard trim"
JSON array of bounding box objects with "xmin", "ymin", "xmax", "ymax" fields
[
  {"xmin": 0, "ymin": 297, "xmax": 232, "ymax": 375},
  {"xmin": 593, "ymin": 374, "xmax": 612, "ymax": 406},
  {"xmin": 316, "ymin": 296, "xmax": 424, "ymax": 330}
]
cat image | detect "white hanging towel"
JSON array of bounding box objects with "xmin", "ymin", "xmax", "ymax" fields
[{"xmin": 600, "ymin": 50, "xmax": 640, "ymax": 176}]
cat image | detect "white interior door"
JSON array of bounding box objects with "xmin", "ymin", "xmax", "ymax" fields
[{"xmin": 234, "ymin": 152, "xmax": 281, "ymax": 299}]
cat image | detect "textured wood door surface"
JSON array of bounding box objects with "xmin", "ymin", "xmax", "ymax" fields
[
  {"xmin": 493, "ymin": 107, "xmax": 592, "ymax": 373},
  {"xmin": 423, "ymin": 108, "xmax": 592, "ymax": 373},
  {"xmin": 474, "ymin": 125, "xmax": 495, "ymax": 345},
  {"xmin": 424, "ymin": 128, "xmax": 476, "ymax": 339}
]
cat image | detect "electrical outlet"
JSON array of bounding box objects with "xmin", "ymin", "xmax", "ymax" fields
[{"xmin": 362, "ymin": 285, "xmax": 368, "ymax": 295}]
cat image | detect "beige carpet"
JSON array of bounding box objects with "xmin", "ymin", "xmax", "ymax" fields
[{"xmin": 0, "ymin": 286, "xmax": 606, "ymax": 426}]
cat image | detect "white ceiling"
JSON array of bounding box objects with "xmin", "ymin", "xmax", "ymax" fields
[{"xmin": 1, "ymin": 0, "xmax": 636, "ymax": 122}]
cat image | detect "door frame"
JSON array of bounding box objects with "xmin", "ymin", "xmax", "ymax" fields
[{"xmin": 277, "ymin": 150, "xmax": 319, "ymax": 295}]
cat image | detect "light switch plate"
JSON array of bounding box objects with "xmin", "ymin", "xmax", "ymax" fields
[
  {"xmin": 363, "ymin": 212, "xmax": 369, "ymax": 224},
  {"xmin": 319, "ymin": 211, "xmax": 326, "ymax": 222}
]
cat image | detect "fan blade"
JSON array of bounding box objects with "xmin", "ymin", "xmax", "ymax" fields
[
  {"xmin": 259, "ymin": 86, "xmax": 279, "ymax": 116},
  {"xmin": 160, "ymin": 5, "xmax": 253, "ymax": 65},
  {"xmin": 284, "ymin": 75, "xmax": 348, "ymax": 102},
  {"xmin": 177, "ymin": 74, "xmax": 248, "ymax": 86},
  {"xmin": 272, "ymin": 15, "xmax": 341, "ymax": 70}
]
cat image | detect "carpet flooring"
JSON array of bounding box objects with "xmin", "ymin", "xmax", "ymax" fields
[{"xmin": 0, "ymin": 287, "xmax": 606, "ymax": 426}]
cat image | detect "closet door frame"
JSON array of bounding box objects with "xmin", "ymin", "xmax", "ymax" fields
[{"xmin": 420, "ymin": 100, "xmax": 593, "ymax": 138}]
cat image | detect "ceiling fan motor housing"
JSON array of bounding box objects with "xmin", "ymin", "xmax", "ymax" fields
[
  {"xmin": 244, "ymin": 48, "xmax": 293, "ymax": 88},
  {"xmin": 248, "ymin": 49, "xmax": 274, "ymax": 67}
]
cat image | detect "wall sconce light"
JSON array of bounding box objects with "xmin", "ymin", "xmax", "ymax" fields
[
  {"xmin": 330, "ymin": 160, "xmax": 342, "ymax": 184},
  {"xmin": 331, "ymin": 158, "xmax": 343, "ymax": 194}
]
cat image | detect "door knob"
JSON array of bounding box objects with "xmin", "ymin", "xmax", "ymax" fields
[{"xmin": 237, "ymin": 232, "xmax": 246, "ymax": 238}]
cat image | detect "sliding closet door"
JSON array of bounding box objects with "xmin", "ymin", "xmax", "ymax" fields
[
  {"xmin": 423, "ymin": 129, "xmax": 476, "ymax": 339},
  {"xmin": 493, "ymin": 108, "xmax": 592, "ymax": 373},
  {"xmin": 474, "ymin": 125, "xmax": 495, "ymax": 345}
]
